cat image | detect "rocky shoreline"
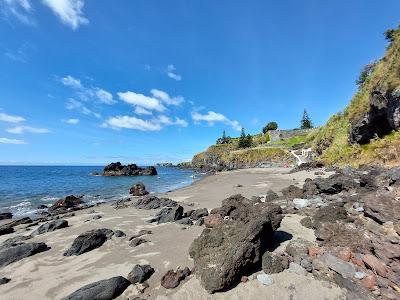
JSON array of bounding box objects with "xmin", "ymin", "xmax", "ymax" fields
[{"xmin": 0, "ymin": 166, "xmax": 399, "ymax": 299}]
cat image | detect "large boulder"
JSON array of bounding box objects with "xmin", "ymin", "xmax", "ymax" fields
[
  {"xmin": 189, "ymin": 194, "xmax": 282, "ymax": 293},
  {"xmin": 64, "ymin": 228, "xmax": 114, "ymax": 256},
  {"xmin": 129, "ymin": 183, "xmax": 148, "ymax": 196},
  {"xmin": 103, "ymin": 162, "xmax": 157, "ymax": 176},
  {"xmin": 31, "ymin": 220, "xmax": 68, "ymax": 236},
  {"xmin": 127, "ymin": 264, "xmax": 154, "ymax": 284},
  {"xmin": 148, "ymin": 206, "xmax": 184, "ymax": 224},
  {"xmin": 0, "ymin": 223, "xmax": 14, "ymax": 236},
  {"xmin": 48, "ymin": 195, "xmax": 84, "ymax": 212},
  {"xmin": 0, "ymin": 235, "xmax": 32, "ymax": 251},
  {"xmin": 362, "ymin": 193, "xmax": 400, "ymax": 224},
  {"xmin": 349, "ymin": 87, "xmax": 400, "ymax": 144},
  {"xmin": 133, "ymin": 196, "xmax": 177, "ymax": 209},
  {"xmin": 0, "ymin": 242, "xmax": 48, "ymax": 267},
  {"xmin": 62, "ymin": 276, "xmax": 131, "ymax": 300}
]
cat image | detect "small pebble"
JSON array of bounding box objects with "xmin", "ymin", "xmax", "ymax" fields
[
  {"xmin": 354, "ymin": 271, "xmax": 367, "ymax": 279},
  {"xmin": 257, "ymin": 273, "xmax": 274, "ymax": 286}
]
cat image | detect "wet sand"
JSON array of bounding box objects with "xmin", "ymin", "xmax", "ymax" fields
[{"xmin": 0, "ymin": 168, "xmax": 345, "ymax": 299}]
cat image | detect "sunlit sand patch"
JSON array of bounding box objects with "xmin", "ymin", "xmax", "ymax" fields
[
  {"xmin": 134, "ymin": 252, "xmax": 161, "ymax": 258},
  {"xmin": 163, "ymin": 260, "xmax": 171, "ymax": 268}
]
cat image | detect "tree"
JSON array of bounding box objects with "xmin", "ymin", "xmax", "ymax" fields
[
  {"xmin": 384, "ymin": 29, "xmax": 396, "ymax": 43},
  {"xmin": 356, "ymin": 61, "xmax": 377, "ymax": 87},
  {"xmin": 238, "ymin": 128, "xmax": 252, "ymax": 148},
  {"xmin": 262, "ymin": 121, "xmax": 278, "ymax": 134},
  {"xmin": 216, "ymin": 130, "xmax": 231, "ymax": 145},
  {"xmin": 300, "ymin": 109, "xmax": 313, "ymax": 129}
]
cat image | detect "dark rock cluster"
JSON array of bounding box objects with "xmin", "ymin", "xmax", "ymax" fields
[{"xmin": 102, "ymin": 162, "xmax": 157, "ymax": 176}]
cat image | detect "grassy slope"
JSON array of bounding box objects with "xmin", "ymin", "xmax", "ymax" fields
[{"xmin": 309, "ymin": 27, "xmax": 400, "ymax": 166}]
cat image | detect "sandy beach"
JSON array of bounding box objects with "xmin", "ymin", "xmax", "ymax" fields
[{"xmin": 0, "ymin": 168, "xmax": 345, "ymax": 300}]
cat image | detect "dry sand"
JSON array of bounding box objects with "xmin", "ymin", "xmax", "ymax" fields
[{"xmin": 0, "ymin": 168, "xmax": 345, "ymax": 300}]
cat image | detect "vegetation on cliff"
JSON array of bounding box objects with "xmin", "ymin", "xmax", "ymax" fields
[{"xmin": 310, "ymin": 25, "xmax": 400, "ymax": 166}]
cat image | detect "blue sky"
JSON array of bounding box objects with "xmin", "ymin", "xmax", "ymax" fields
[{"xmin": 0, "ymin": 0, "xmax": 399, "ymax": 165}]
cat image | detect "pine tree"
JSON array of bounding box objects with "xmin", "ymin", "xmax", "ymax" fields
[
  {"xmin": 238, "ymin": 128, "xmax": 252, "ymax": 148},
  {"xmin": 300, "ymin": 109, "xmax": 313, "ymax": 129},
  {"xmin": 222, "ymin": 130, "xmax": 226, "ymax": 140}
]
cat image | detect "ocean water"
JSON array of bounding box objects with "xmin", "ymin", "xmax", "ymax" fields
[{"xmin": 0, "ymin": 166, "xmax": 200, "ymax": 218}]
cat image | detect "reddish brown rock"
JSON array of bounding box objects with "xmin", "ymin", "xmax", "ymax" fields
[
  {"xmin": 161, "ymin": 268, "xmax": 191, "ymax": 289},
  {"xmin": 203, "ymin": 214, "xmax": 223, "ymax": 228},
  {"xmin": 360, "ymin": 275, "xmax": 377, "ymax": 290},
  {"xmin": 336, "ymin": 247, "xmax": 352, "ymax": 262},
  {"xmin": 362, "ymin": 254, "xmax": 388, "ymax": 278}
]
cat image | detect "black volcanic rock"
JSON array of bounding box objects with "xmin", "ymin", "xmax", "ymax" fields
[
  {"xmin": 0, "ymin": 242, "xmax": 49, "ymax": 267},
  {"xmin": 129, "ymin": 182, "xmax": 149, "ymax": 196},
  {"xmin": 64, "ymin": 228, "xmax": 114, "ymax": 256},
  {"xmin": 49, "ymin": 195, "xmax": 84, "ymax": 212},
  {"xmin": 103, "ymin": 162, "xmax": 157, "ymax": 176}
]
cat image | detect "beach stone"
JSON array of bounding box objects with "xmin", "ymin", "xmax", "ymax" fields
[
  {"xmin": 189, "ymin": 194, "xmax": 283, "ymax": 293},
  {"xmin": 129, "ymin": 230, "xmax": 152, "ymax": 240},
  {"xmin": 262, "ymin": 252, "xmax": 284, "ymax": 274},
  {"xmin": 300, "ymin": 216, "xmax": 313, "ymax": 228},
  {"xmin": 150, "ymin": 205, "xmax": 183, "ymax": 224},
  {"xmin": 320, "ymin": 253, "xmax": 356, "ymax": 279},
  {"xmin": 31, "ymin": 219, "xmax": 68, "ymax": 236},
  {"xmin": 354, "ymin": 272, "xmax": 367, "ymax": 279},
  {"xmin": 190, "ymin": 208, "xmax": 208, "ymax": 220},
  {"xmin": 312, "ymin": 203, "xmax": 349, "ymax": 228},
  {"xmin": 176, "ymin": 217, "xmax": 192, "ymax": 225},
  {"xmin": 288, "ymin": 262, "xmax": 307, "ymax": 275},
  {"xmin": 111, "ymin": 199, "xmax": 131, "ymax": 209},
  {"xmin": 0, "ymin": 235, "xmax": 32, "ymax": 251},
  {"xmin": 0, "ymin": 242, "xmax": 48, "ymax": 267},
  {"xmin": 127, "ymin": 264, "xmax": 155, "ymax": 284},
  {"xmin": 362, "ymin": 193, "xmax": 400, "ymax": 224},
  {"xmin": 133, "ymin": 196, "xmax": 177, "ymax": 209},
  {"xmin": 0, "ymin": 223, "xmax": 14, "ymax": 236},
  {"xmin": 195, "ymin": 218, "xmax": 204, "ymax": 226},
  {"xmin": 286, "ymin": 238, "xmax": 313, "ymax": 263},
  {"xmin": 161, "ymin": 267, "xmax": 191, "ymax": 289},
  {"xmin": 0, "ymin": 277, "xmax": 10, "ymax": 285},
  {"xmin": 0, "ymin": 212, "xmax": 12, "ymax": 220},
  {"xmin": 265, "ymin": 190, "xmax": 279, "ymax": 202},
  {"xmin": 129, "ymin": 183, "xmax": 149, "ymax": 196},
  {"xmin": 129, "ymin": 238, "xmax": 147, "ymax": 248},
  {"xmin": 293, "ymin": 198, "xmax": 310, "ymax": 210},
  {"xmin": 62, "ymin": 276, "xmax": 131, "ymax": 300},
  {"xmin": 300, "ymin": 258, "xmax": 313, "ymax": 272},
  {"xmin": 360, "ymin": 275, "xmax": 377, "ymax": 290},
  {"xmin": 92, "ymin": 215, "xmax": 102, "ymax": 220},
  {"xmin": 37, "ymin": 204, "xmax": 48, "ymax": 210},
  {"xmin": 281, "ymin": 185, "xmax": 304, "ymax": 199},
  {"xmin": 256, "ymin": 273, "xmax": 274, "ymax": 286},
  {"xmin": 49, "ymin": 195, "xmax": 84, "ymax": 212},
  {"xmin": 114, "ymin": 230, "xmax": 126, "ymax": 237},
  {"xmin": 362, "ymin": 254, "xmax": 388, "ymax": 277},
  {"xmin": 63, "ymin": 228, "xmax": 114, "ymax": 256}
]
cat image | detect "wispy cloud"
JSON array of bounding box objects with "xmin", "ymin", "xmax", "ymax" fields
[
  {"xmin": 118, "ymin": 91, "xmax": 166, "ymax": 112},
  {"xmin": 167, "ymin": 64, "xmax": 182, "ymax": 81},
  {"xmin": 7, "ymin": 125, "xmax": 50, "ymax": 134},
  {"xmin": 0, "ymin": 112, "xmax": 25, "ymax": 123},
  {"xmin": 1, "ymin": 0, "xmax": 35, "ymax": 26},
  {"xmin": 0, "ymin": 137, "xmax": 27, "ymax": 144},
  {"xmin": 150, "ymin": 89, "xmax": 184, "ymax": 106},
  {"xmin": 60, "ymin": 75, "xmax": 115, "ymax": 104},
  {"xmin": 134, "ymin": 106, "xmax": 152, "ymax": 116},
  {"xmin": 41, "ymin": 0, "xmax": 88, "ymax": 30},
  {"xmin": 192, "ymin": 110, "xmax": 241, "ymax": 131},
  {"xmin": 103, "ymin": 115, "xmax": 188, "ymax": 131},
  {"xmin": 65, "ymin": 98, "xmax": 101, "ymax": 118},
  {"xmin": 62, "ymin": 118, "xmax": 79, "ymax": 124}
]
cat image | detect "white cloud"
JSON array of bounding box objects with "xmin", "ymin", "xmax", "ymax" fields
[
  {"xmin": 63, "ymin": 118, "xmax": 79, "ymax": 124},
  {"xmin": 0, "ymin": 112, "xmax": 25, "ymax": 123},
  {"xmin": 134, "ymin": 106, "xmax": 152, "ymax": 115},
  {"xmin": 192, "ymin": 111, "xmax": 241, "ymax": 131},
  {"xmin": 60, "ymin": 75, "xmax": 115, "ymax": 105},
  {"xmin": 41, "ymin": 0, "xmax": 88, "ymax": 30},
  {"xmin": 118, "ymin": 91, "xmax": 166, "ymax": 112},
  {"xmin": 1, "ymin": 0, "xmax": 35, "ymax": 25},
  {"xmin": 150, "ymin": 89, "xmax": 184, "ymax": 106},
  {"xmin": 61, "ymin": 75, "xmax": 82, "ymax": 89},
  {"xmin": 65, "ymin": 98, "xmax": 100, "ymax": 118},
  {"xmin": 7, "ymin": 125, "xmax": 50, "ymax": 134},
  {"xmin": 95, "ymin": 88, "xmax": 115, "ymax": 104},
  {"xmin": 103, "ymin": 116, "xmax": 162, "ymax": 131},
  {"xmin": 103, "ymin": 115, "xmax": 188, "ymax": 131},
  {"xmin": 0, "ymin": 137, "xmax": 26, "ymax": 144},
  {"xmin": 167, "ymin": 64, "xmax": 182, "ymax": 81},
  {"xmin": 158, "ymin": 115, "xmax": 188, "ymax": 127}
]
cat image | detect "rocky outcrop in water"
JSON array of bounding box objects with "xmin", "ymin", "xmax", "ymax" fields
[
  {"xmin": 189, "ymin": 194, "xmax": 283, "ymax": 293},
  {"xmin": 350, "ymin": 87, "xmax": 400, "ymax": 144},
  {"xmin": 62, "ymin": 276, "xmax": 131, "ymax": 300},
  {"xmin": 129, "ymin": 182, "xmax": 149, "ymax": 196},
  {"xmin": 49, "ymin": 195, "xmax": 84, "ymax": 212},
  {"xmin": 103, "ymin": 162, "xmax": 157, "ymax": 176}
]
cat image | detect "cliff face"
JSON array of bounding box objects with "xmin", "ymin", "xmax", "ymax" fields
[{"xmin": 311, "ymin": 25, "xmax": 400, "ymax": 166}]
